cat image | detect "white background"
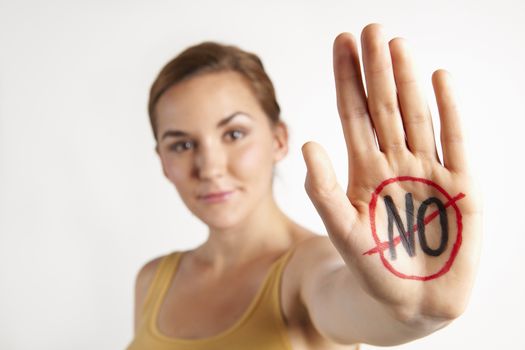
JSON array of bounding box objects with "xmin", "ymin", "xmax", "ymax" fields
[{"xmin": 1, "ymin": 0, "xmax": 524, "ymax": 349}]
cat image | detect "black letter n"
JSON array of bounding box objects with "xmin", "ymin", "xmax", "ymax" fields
[{"xmin": 384, "ymin": 193, "xmax": 416, "ymax": 260}]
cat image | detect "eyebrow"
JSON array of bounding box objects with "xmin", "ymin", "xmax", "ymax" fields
[{"xmin": 160, "ymin": 111, "xmax": 252, "ymax": 141}]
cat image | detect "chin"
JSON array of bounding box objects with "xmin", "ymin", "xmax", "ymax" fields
[{"xmin": 197, "ymin": 212, "xmax": 246, "ymax": 231}]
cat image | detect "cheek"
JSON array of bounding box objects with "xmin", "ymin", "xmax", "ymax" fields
[
  {"xmin": 233, "ymin": 140, "xmax": 274, "ymax": 178},
  {"xmin": 169, "ymin": 163, "xmax": 196, "ymax": 203},
  {"xmin": 171, "ymin": 167, "xmax": 187, "ymax": 184},
  {"xmin": 163, "ymin": 157, "xmax": 190, "ymax": 187}
]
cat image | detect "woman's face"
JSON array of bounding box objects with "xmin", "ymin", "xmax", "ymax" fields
[{"xmin": 154, "ymin": 71, "xmax": 288, "ymax": 229}]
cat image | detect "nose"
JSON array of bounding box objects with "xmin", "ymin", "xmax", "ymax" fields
[{"xmin": 194, "ymin": 141, "xmax": 226, "ymax": 180}]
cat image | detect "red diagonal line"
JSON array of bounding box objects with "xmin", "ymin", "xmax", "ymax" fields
[{"xmin": 363, "ymin": 193, "xmax": 466, "ymax": 256}]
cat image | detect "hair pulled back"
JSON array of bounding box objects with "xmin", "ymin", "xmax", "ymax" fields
[{"xmin": 148, "ymin": 42, "xmax": 281, "ymax": 141}]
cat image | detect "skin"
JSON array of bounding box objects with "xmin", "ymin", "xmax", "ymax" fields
[{"xmin": 133, "ymin": 23, "xmax": 482, "ymax": 348}]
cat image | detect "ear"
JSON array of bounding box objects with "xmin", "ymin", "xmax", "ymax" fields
[{"xmin": 272, "ymin": 121, "xmax": 289, "ymax": 163}]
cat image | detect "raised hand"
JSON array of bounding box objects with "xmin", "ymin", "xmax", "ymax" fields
[{"xmin": 301, "ymin": 24, "xmax": 482, "ymax": 318}]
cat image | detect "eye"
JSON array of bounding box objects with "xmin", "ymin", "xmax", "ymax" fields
[
  {"xmin": 225, "ymin": 129, "xmax": 246, "ymax": 141},
  {"xmin": 169, "ymin": 140, "xmax": 194, "ymax": 153}
]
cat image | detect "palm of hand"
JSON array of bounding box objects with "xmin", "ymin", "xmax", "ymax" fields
[{"xmin": 302, "ymin": 24, "xmax": 482, "ymax": 315}]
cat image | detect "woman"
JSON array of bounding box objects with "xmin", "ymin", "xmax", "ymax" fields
[{"xmin": 127, "ymin": 23, "xmax": 481, "ymax": 349}]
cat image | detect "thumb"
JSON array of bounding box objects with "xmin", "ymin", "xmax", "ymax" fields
[{"xmin": 301, "ymin": 141, "xmax": 358, "ymax": 239}]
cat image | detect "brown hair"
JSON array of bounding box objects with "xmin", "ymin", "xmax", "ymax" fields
[{"xmin": 148, "ymin": 42, "xmax": 281, "ymax": 141}]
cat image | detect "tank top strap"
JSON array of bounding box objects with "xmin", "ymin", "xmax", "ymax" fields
[
  {"xmin": 274, "ymin": 246, "xmax": 296, "ymax": 277},
  {"xmin": 140, "ymin": 251, "xmax": 182, "ymax": 316},
  {"xmin": 270, "ymin": 244, "xmax": 296, "ymax": 298},
  {"xmin": 238, "ymin": 244, "xmax": 296, "ymax": 349}
]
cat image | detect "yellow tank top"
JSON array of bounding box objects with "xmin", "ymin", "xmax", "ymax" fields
[{"xmin": 126, "ymin": 248, "xmax": 295, "ymax": 350}]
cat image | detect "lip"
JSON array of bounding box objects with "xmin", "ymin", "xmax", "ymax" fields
[{"xmin": 198, "ymin": 190, "xmax": 236, "ymax": 204}]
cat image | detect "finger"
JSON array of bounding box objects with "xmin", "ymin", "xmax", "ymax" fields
[
  {"xmin": 333, "ymin": 32, "xmax": 378, "ymax": 158},
  {"xmin": 361, "ymin": 23, "xmax": 407, "ymax": 153},
  {"xmin": 301, "ymin": 141, "xmax": 358, "ymax": 237},
  {"xmin": 389, "ymin": 37, "xmax": 438, "ymax": 160},
  {"xmin": 432, "ymin": 69, "xmax": 468, "ymax": 173}
]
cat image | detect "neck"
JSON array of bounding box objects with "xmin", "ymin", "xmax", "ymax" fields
[{"xmin": 191, "ymin": 192, "xmax": 294, "ymax": 271}]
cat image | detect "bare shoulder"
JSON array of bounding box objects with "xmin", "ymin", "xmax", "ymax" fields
[
  {"xmin": 133, "ymin": 254, "xmax": 166, "ymax": 332},
  {"xmin": 135, "ymin": 255, "xmax": 164, "ymax": 297}
]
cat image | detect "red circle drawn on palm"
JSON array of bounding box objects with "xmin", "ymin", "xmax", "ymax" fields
[{"xmin": 367, "ymin": 176, "xmax": 463, "ymax": 281}]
